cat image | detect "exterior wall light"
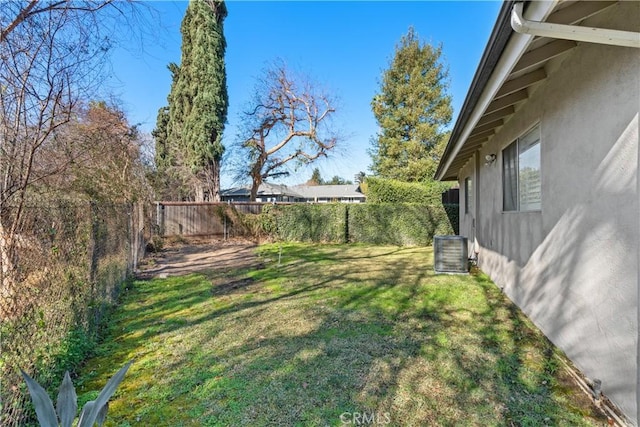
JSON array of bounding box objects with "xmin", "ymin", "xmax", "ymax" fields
[{"xmin": 484, "ymin": 154, "xmax": 497, "ymax": 165}]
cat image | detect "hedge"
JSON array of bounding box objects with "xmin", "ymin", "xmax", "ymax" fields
[
  {"xmin": 263, "ymin": 203, "xmax": 348, "ymax": 243},
  {"xmin": 256, "ymin": 202, "xmax": 459, "ymax": 246},
  {"xmin": 348, "ymin": 203, "xmax": 458, "ymax": 246},
  {"xmin": 365, "ymin": 176, "xmax": 451, "ymax": 204}
]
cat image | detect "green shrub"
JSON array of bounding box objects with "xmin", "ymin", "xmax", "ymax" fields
[
  {"xmin": 348, "ymin": 203, "xmax": 456, "ymax": 245},
  {"xmin": 232, "ymin": 204, "xmax": 279, "ymax": 240},
  {"xmin": 257, "ymin": 204, "xmax": 280, "ymax": 237},
  {"xmin": 255, "ymin": 202, "xmax": 459, "ymax": 246},
  {"xmin": 365, "ymin": 176, "xmax": 451, "ymax": 204},
  {"xmin": 266, "ymin": 204, "xmax": 347, "ymax": 243}
]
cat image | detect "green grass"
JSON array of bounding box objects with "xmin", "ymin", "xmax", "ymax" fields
[{"xmin": 75, "ymin": 243, "xmax": 606, "ymax": 426}]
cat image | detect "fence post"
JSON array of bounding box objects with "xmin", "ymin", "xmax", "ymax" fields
[{"xmin": 156, "ymin": 202, "xmax": 165, "ymax": 236}]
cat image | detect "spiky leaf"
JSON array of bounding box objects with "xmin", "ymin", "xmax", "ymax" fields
[
  {"xmin": 56, "ymin": 371, "xmax": 78, "ymax": 427},
  {"xmin": 20, "ymin": 370, "xmax": 58, "ymax": 427},
  {"xmin": 96, "ymin": 402, "xmax": 108, "ymax": 426},
  {"xmin": 77, "ymin": 360, "xmax": 132, "ymax": 427},
  {"xmin": 77, "ymin": 400, "xmax": 95, "ymax": 426}
]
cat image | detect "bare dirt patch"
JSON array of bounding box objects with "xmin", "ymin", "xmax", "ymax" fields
[{"xmin": 137, "ymin": 237, "xmax": 259, "ymax": 279}]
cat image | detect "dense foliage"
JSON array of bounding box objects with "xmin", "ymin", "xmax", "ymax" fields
[
  {"xmin": 52, "ymin": 101, "xmax": 149, "ymax": 203},
  {"xmin": 369, "ymin": 26, "xmax": 452, "ymax": 182},
  {"xmin": 152, "ymin": 68, "xmax": 188, "ymax": 201},
  {"xmin": 365, "ymin": 176, "xmax": 451, "ymax": 204},
  {"xmin": 305, "ymin": 168, "xmax": 353, "ymax": 185},
  {"xmin": 263, "ymin": 204, "xmax": 348, "ymax": 243},
  {"xmin": 256, "ymin": 203, "xmax": 457, "ymax": 245},
  {"xmin": 155, "ymin": 0, "xmax": 228, "ymax": 201},
  {"xmin": 348, "ymin": 203, "xmax": 458, "ymax": 245}
]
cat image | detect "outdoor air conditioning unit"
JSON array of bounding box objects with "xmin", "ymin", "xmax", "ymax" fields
[{"xmin": 434, "ymin": 235, "xmax": 469, "ymax": 274}]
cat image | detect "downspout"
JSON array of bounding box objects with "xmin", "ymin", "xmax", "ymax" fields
[
  {"xmin": 473, "ymin": 152, "xmax": 481, "ymax": 263},
  {"xmin": 511, "ymin": 2, "xmax": 640, "ymax": 48}
]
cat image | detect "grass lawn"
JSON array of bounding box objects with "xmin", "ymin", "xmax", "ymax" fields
[{"xmin": 75, "ymin": 243, "xmax": 606, "ymax": 426}]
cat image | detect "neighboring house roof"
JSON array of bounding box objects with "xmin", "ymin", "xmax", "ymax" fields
[
  {"xmin": 256, "ymin": 182, "xmax": 304, "ymax": 198},
  {"xmin": 220, "ymin": 183, "xmax": 365, "ymax": 201},
  {"xmin": 220, "ymin": 187, "xmax": 251, "ymax": 197},
  {"xmin": 435, "ymin": 0, "xmax": 623, "ymax": 181},
  {"xmin": 291, "ymin": 184, "xmax": 365, "ymax": 200},
  {"xmin": 221, "ymin": 183, "xmax": 303, "ymax": 199}
]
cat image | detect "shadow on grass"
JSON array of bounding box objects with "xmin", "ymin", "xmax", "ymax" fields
[{"xmin": 77, "ymin": 244, "xmax": 606, "ymax": 426}]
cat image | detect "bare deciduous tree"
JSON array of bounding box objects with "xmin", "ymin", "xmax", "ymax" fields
[
  {"xmin": 0, "ymin": 0, "xmax": 139, "ymax": 304},
  {"xmin": 237, "ymin": 62, "xmax": 341, "ymax": 201}
]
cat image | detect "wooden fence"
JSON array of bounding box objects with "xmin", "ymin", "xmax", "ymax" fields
[{"xmin": 156, "ymin": 202, "xmax": 269, "ymax": 237}]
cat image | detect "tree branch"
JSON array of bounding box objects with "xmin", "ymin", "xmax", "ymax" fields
[
  {"xmin": 0, "ymin": 0, "xmax": 39, "ymax": 44},
  {"xmin": 237, "ymin": 61, "xmax": 342, "ymax": 201}
]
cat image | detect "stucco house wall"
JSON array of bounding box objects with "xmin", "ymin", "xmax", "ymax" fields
[{"xmin": 458, "ymin": 3, "xmax": 638, "ymax": 422}]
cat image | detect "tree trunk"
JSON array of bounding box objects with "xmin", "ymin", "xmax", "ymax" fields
[
  {"xmin": 198, "ymin": 160, "xmax": 221, "ymax": 202},
  {"xmin": 210, "ymin": 160, "xmax": 221, "ymax": 202},
  {"xmin": 250, "ymin": 159, "xmax": 264, "ymax": 202},
  {"xmin": 250, "ymin": 181, "xmax": 259, "ymax": 202},
  {"xmin": 194, "ymin": 185, "xmax": 205, "ymax": 202}
]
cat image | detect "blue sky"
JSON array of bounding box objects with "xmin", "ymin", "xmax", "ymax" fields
[{"xmin": 109, "ymin": 1, "xmax": 501, "ymax": 188}]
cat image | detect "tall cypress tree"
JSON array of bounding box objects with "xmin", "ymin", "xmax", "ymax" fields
[
  {"xmin": 369, "ymin": 27, "xmax": 452, "ymax": 182},
  {"xmin": 156, "ymin": 0, "xmax": 228, "ymax": 201},
  {"xmin": 153, "ymin": 63, "xmax": 178, "ymax": 174}
]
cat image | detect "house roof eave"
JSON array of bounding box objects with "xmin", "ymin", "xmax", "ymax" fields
[
  {"xmin": 435, "ymin": 0, "xmax": 517, "ymax": 181},
  {"xmin": 435, "ymin": 0, "xmax": 562, "ymax": 181}
]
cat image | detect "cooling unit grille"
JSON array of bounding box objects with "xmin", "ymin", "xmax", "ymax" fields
[{"xmin": 434, "ymin": 235, "xmax": 469, "ymax": 274}]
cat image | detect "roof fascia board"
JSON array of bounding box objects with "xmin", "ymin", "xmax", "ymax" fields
[{"xmin": 435, "ymin": 0, "xmax": 558, "ymax": 181}]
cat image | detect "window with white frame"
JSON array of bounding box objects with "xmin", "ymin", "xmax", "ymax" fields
[
  {"xmin": 502, "ymin": 124, "xmax": 541, "ymax": 212},
  {"xmin": 464, "ymin": 177, "xmax": 473, "ymax": 214}
]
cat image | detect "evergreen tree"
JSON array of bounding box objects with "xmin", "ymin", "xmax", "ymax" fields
[
  {"xmin": 153, "ymin": 63, "xmax": 179, "ymax": 174},
  {"xmin": 152, "ymin": 105, "xmax": 170, "ymax": 173},
  {"xmin": 157, "ymin": 0, "xmax": 228, "ymax": 201},
  {"xmin": 369, "ymin": 27, "xmax": 452, "ymax": 182},
  {"xmin": 307, "ymin": 167, "xmax": 324, "ymax": 185},
  {"xmin": 326, "ymin": 176, "xmax": 353, "ymax": 185},
  {"xmin": 151, "ymin": 63, "xmax": 193, "ymax": 200}
]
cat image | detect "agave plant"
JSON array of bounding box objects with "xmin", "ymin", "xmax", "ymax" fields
[{"xmin": 21, "ymin": 361, "xmax": 132, "ymax": 427}]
